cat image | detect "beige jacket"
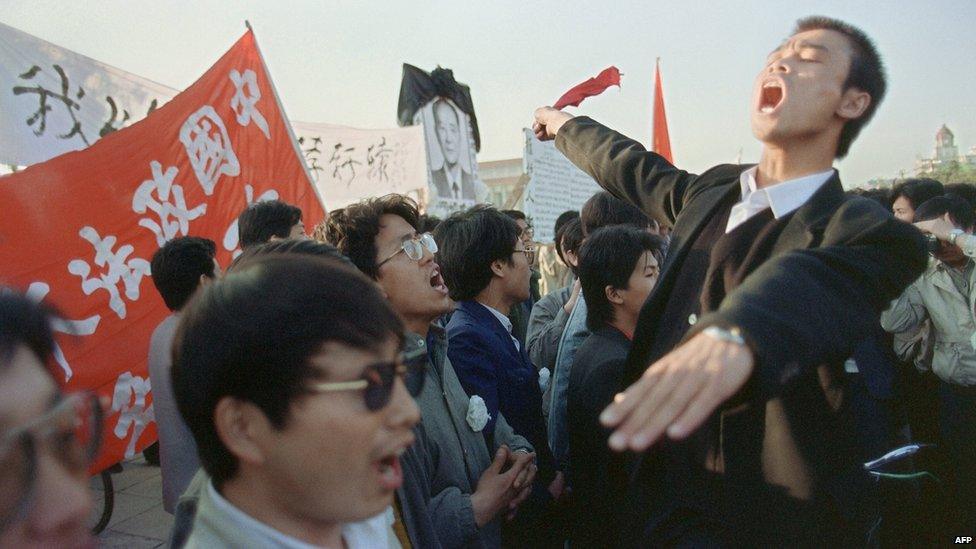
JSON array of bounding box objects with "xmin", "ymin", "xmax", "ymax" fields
[{"xmin": 881, "ymin": 235, "xmax": 976, "ymax": 386}]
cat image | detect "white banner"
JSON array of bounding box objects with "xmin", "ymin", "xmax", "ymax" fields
[
  {"xmin": 0, "ymin": 21, "xmax": 179, "ymax": 166},
  {"xmin": 292, "ymin": 121, "xmax": 428, "ymax": 210},
  {"xmin": 522, "ymin": 128, "xmax": 602, "ymax": 243}
]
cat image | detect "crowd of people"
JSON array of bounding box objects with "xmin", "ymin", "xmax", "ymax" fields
[{"xmin": 2, "ymin": 14, "xmax": 974, "ymax": 549}]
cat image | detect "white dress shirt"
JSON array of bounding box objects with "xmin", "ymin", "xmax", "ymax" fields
[
  {"xmin": 207, "ymin": 482, "xmax": 397, "ymax": 548},
  {"xmin": 480, "ymin": 302, "xmax": 521, "ymax": 351},
  {"xmin": 725, "ymin": 166, "xmax": 834, "ymax": 233}
]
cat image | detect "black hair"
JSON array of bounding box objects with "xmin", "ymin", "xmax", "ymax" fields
[
  {"xmin": 501, "ymin": 210, "xmax": 527, "ymax": 222},
  {"xmin": 150, "ymin": 237, "xmax": 217, "ymax": 311},
  {"xmin": 172, "ymin": 255, "xmax": 403, "ymax": 488},
  {"xmin": 317, "ymin": 208, "xmax": 346, "ymax": 246},
  {"xmin": 580, "ymin": 191, "xmax": 651, "ymax": 236},
  {"xmin": 418, "ymin": 214, "xmax": 442, "ymax": 234},
  {"xmin": 945, "ymin": 183, "xmax": 976, "ymax": 211},
  {"xmin": 237, "ymin": 200, "xmax": 303, "ymax": 250},
  {"xmin": 0, "ymin": 290, "xmax": 56, "ymax": 376},
  {"xmin": 891, "ymin": 178, "xmax": 945, "ymax": 210},
  {"xmin": 555, "ymin": 217, "xmax": 584, "ymax": 272},
  {"xmin": 553, "ymin": 210, "xmax": 580, "ymax": 239},
  {"xmin": 434, "ymin": 205, "xmax": 520, "ymax": 301},
  {"xmin": 232, "ymin": 238, "xmax": 353, "ymax": 271},
  {"xmin": 578, "ymin": 226, "xmax": 664, "ymax": 332},
  {"xmin": 793, "ymin": 16, "xmax": 886, "ymax": 158},
  {"xmin": 914, "ymin": 195, "xmax": 975, "ymax": 231},
  {"xmin": 846, "ymin": 187, "xmax": 890, "ymax": 208},
  {"xmin": 332, "ymin": 194, "xmax": 421, "ymax": 279}
]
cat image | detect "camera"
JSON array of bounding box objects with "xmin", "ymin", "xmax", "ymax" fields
[{"xmin": 925, "ymin": 234, "xmax": 941, "ymax": 254}]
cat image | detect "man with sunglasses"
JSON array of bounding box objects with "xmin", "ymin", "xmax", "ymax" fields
[
  {"xmin": 336, "ymin": 194, "xmax": 538, "ymax": 548},
  {"xmin": 173, "ymin": 255, "xmax": 421, "ymax": 548},
  {"xmin": 0, "ymin": 290, "xmax": 99, "ymax": 549},
  {"xmin": 436, "ymin": 206, "xmax": 563, "ymax": 547}
]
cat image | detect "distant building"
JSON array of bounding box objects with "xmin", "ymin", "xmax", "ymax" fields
[
  {"xmin": 916, "ymin": 124, "xmax": 976, "ymax": 173},
  {"xmin": 478, "ymin": 158, "xmax": 524, "ymax": 208}
]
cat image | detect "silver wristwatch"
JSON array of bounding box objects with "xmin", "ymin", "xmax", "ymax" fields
[{"xmin": 701, "ymin": 326, "xmax": 745, "ymax": 346}]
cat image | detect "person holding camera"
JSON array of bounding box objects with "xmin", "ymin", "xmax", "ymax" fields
[{"xmin": 881, "ymin": 194, "xmax": 976, "ymax": 529}]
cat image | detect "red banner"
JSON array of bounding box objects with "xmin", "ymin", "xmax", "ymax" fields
[
  {"xmin": 652, "ymin": 59, "xmax": 673, "ymax": 164},
  {"xmin": 0, "ymin": 30, "xmax": 325, "ymax": 472}
]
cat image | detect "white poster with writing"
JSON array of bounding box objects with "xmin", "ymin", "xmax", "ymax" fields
[
  {"xmin": 0, "ymin": 21, "xmax": 179, "ymax": 166},
  {"xmin": 292, "ymin": 121, "xmax": 429, "ymax": 210},
  {"xmin": 522, "ymin": 128, "xmax": 602, "ymax": 243}
]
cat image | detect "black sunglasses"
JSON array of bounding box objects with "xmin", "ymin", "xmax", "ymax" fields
[{"xmin": 311, "ymin": 347, "xmax": 427, "ymax": 411}]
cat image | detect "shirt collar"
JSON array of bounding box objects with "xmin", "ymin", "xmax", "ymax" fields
[
  {"xmin": 207, "ymin": 482, "xmax": 392, "ymax": 548},
  {"xmin": 739, "ymin": 166, "xmax": 835, "ymax": 219},
  {"xmin": 479, "ymin": 302, "xmax": 514, "ymax": 335},
  {"xmin": 207, "ymin": 481, "xmax": 323, "ymax": 549}
]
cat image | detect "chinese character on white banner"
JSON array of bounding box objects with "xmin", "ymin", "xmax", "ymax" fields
[
  {"xmin": 111, "ymin": 372, "xmax": 154, "ymax": 459},
  {"xmin": 67, "ymin": 226, "xmax": 151, "ymax": 319},
  {"xmin": 222, "ymin": 184, "xmax": 280, "ymax": 257},
  {"xmin": 132, "ymin": 161, "xmax": 207, "ymax": 247},
  {"xmin": 179, "ymin": 106, "xmax": 240, "ymax": 195},
  {"xmin": 229, "ymin": 69, "xmax": 270, "ymax": 140}
]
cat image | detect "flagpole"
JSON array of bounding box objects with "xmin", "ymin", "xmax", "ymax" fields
[{"xmin": 246, "ymin": 21, "xmax": 329, "ymax": 216}]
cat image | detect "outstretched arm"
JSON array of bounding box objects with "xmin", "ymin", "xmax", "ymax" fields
[{"xmin": 601, "ymin": 200, "xmax": 928, "ymax": 452}]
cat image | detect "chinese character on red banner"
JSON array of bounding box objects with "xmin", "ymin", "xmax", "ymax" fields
[{"xmin": 0, "ymin": 30, "xmax": 325, "ymax": 472}]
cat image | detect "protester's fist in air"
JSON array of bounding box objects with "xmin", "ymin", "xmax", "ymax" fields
[
  {"xmin": 599, "ymin": 331, "xmax": 754, "ymax": 453},
  {"xmin": 533, "ymin": 107, "xmax": 574, "ymax": 141}
]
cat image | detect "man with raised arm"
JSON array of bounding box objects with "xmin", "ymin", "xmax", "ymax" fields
[{"xmin": 533, "ymin": 15, "xmax": 927, "ymax": 545}]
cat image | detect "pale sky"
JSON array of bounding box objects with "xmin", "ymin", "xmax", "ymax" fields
[{"xmin": 2, "ymin": 0, "xmax": 974, "ymax": 186}]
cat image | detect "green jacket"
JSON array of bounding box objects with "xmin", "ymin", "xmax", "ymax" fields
[{"xmin": 882, "ymin": 235, "xmax": 976, "ymax": 386}]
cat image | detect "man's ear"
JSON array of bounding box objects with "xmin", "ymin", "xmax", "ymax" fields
[
  {"xmin": 490, "ymin": 259, "xmax": 507, "ymax": 278},
  {"xmin": 213, "ymin": 397, "xmax": 271, "ymax": 468},
  {"xmin": 199, "ymin": 274, "xmax": 213, "ymax": 288},
  {"xmin": 837, "ymin": 88, "xmax": 870, "ymax": 121},
  {"xmin": 605, "ymin": 285, "xmax": 624, "ymax": 305}
]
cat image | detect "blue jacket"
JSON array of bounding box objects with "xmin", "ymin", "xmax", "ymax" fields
[{"xmin": 447, "ymin": 300, "xmax": 557, "ymax": 483}]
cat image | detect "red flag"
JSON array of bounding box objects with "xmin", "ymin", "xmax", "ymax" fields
[
  {"xmin": 553, "ymin": 66, "xmax": 621, "ymax": 110},
  {"xmin": 0, "ymin": 30, "xmax": 325, "ymax": 472},
  {"xmin": 652, "ymin": 59, "xmax": 673, "ymax": 163}
]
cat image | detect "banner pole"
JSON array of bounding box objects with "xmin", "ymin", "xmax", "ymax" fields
[{"xmin": 247, "ymin": 23, "xmax": 328, "ymax": 217}]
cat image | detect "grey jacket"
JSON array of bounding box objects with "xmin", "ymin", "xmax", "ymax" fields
[
  {"xmin": 147, "ymin": 313, "xmax": 200, "ymax": 514},
  {"xmin": 526, "ymin": 285, "xmax": 573, "ymax": 375},
  {"xmin": 547, "ymin": 295, "xmax": 590, "ymax": 472},
  {"xmin": 406, "ymin": 327, "xmax": 532, "ymax": 549},
  {"xmin": 881, "ymin": 239, "xmax": 976, "ymax": 387}
]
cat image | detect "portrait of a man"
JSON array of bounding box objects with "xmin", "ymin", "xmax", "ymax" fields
[{"xmin": 419, "ymin": 97, "xmax": 482, "ymax": 203}]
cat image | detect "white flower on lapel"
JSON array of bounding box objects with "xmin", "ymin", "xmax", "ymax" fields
[
  {"xmin": 538, "ymin": 367, "xmax": 551, "ymax": 392},
  {"xmin": 466, "ymin": 395, "xmax": 491, "ymax": 432}
]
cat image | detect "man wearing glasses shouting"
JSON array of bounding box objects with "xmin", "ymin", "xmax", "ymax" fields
[
  {"xmin": 335, "ymin": 195, "xmax": 538, "ymax": 548},
  {"xmin": 0, "ymin": 291, "xmax": 100, "ymax": 549},
  {"xmin": 173, "ymin": 255, "xmax": 422, "ymax": 548}
]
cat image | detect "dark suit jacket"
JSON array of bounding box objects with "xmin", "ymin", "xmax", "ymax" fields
[
  {"xmin": 555, "ymin": 117, "xmax": 928, "ymax": 543},
  {"xmin": 431, "ymin": 167, "xmax": 476, "ymax": 200},
  {"xmin": 567, "ymin": 325, "xmax": 631, "ymax": 548},
  {"xmin": 447, "ymin": 300, "xmax": 557, "ymax": 482}
]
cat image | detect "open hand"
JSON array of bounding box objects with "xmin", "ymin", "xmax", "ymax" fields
[{"xmin": 600, "ymin": 331, "xmax": 754, "ymax": 452}]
